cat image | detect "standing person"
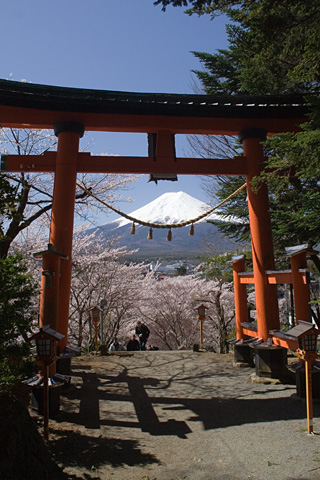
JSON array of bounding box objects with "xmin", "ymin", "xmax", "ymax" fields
[
  {"xmin": 135, "ymin": 321, "xmax": 150, "ymax": 351},
  {"xmin": 126, "ymin": 334, "xmax": 140, "ymax": 351}
]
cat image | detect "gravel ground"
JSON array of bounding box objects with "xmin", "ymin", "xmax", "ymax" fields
[{"xmin": 40, "ymin": 351, "xmax": 320, "ymax": 480}]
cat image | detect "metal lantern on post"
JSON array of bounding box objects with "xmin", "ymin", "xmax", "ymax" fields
[
  {"xmin": 194, "ymin": 303, "xmax": 208, "ymax": 351},
  {"xmin": 298, "ymin": 331, "xmax": 318, "ymax": 354},
  {"xmin": 286, "ymin": 321, "xmax": 319, "ymax": 434},
  {"xmin": 89, "ymin": 306, "xmax": 101, "ymax": 353},
  {"xmin": 28, "ymin": 326, "xmax": 64, "ymax": 440}
]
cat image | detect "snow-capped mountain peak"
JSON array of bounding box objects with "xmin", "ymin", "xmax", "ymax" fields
[
  {"xmin": 88, "ymin": 191, "xmax": 244, "ymax": 257},
  {"xmin": 105, "ymin": 191, "xmax": 221, "ymax": 230}
]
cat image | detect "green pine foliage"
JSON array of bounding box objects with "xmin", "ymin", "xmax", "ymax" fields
[
  {"xmin": 0, "ymin": 175, "xmax": 18, "ymax": 222},
  {"xmin": 202, "ymin": 250, "xmax": 253, "ymax": 283},
  {"xmin": 191, "ymin": 49, "xmax": 242, "ymax": 95},
  {"xmin": 188, "ymin": 1, "xmax": 320, "ymax": 95},
  {"xmin": 162, "ymin": 0, "xmax": 320, "ymax": 254},
  {"xmin": 202, "ymin": 252, "xmax": 235, "ymax": 282},
  {"xmin": 0, "ymin": 254, "xmax": 36, "ymax": 395},
  {"xmin": 157, "ymin": 0, "xmax": 320, "ymax": 94}
]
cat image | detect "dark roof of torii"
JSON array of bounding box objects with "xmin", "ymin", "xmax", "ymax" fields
[
  {"xmin": 0, "ymin": 79, "xmax": 310, "ymax": 117},
  {"xmin": 0, "ymin": 79, "xmax": 312, "ymax": 134}
]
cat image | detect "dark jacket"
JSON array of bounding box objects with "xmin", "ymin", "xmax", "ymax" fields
[
  {"xmin": 135, "ymin": 324, "xmax": 150, "ymax": 341},
  {"xmin": 127, "ymin": 339, "xmax": 140, "ymax": 351}
]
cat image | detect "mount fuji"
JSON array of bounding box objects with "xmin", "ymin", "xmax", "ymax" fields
[{"xmin": 88, "ymin": 191, "xmax": 243, "ymax": 258}]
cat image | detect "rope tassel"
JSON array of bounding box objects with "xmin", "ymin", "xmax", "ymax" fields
[
  {"xmin": 189, "ymin": 223, "xmax": 194, "ymax": 236},
  {"xmin": 147, "ymin": 228, "xmax": 153, "ymax": 240},
  {"xmin": 130, "ymin": 222, "xmax": 135, "ymax": 235},
  {"xmin": 166, "ymin": 229, "xmax": 172, "ymax": 241}
]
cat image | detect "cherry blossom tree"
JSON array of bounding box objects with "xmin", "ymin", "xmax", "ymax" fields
[
  {"xmin": 200, "ymin": 282, "xmax": 235, "ymax": 353},
  {"xmin": 136, "ymin": 275, "xmax": 203, "ymax": 349},
  {"xmin": 68, "ymin": 229, "xmax": 150, "ymax": 350},
  {"xmin": 8, "ymin": 225, "xmax": 236, "ymax": 353},
  {"xmin": 0, "ymin": 127, "xmax": 138, "ymax": 258},
  {"xmin": 135, "ymin": 274, "xmax": 235, "ymax": 351}
]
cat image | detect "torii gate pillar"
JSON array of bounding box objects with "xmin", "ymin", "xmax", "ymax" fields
[
  {"xmin": 48, "ymin": 122, "xmax": 84, "ymax": 351},
  {"xmin": 239, "ymin": 129, "xmax": 280, "ymax": 341},
  {"xmin": 232, "ymin": 255, "xmax": 248, "ymax": 340},
  {"xmin": 289, "ymin": 250, "xmax": 311, "ymax": 323}
]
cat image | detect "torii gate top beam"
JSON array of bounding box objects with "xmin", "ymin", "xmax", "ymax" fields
[{"xmin": 0, "ymin": 79, "xmax": 309, "ymax": 135}]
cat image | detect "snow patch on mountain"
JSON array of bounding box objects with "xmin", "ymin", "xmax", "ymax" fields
[
  {"xmin": 102, "ymin": 191, "xmax": 228, "ymax": 231},
  {"xmin": 87, "ymin": 191, "xmax": 245, "ymax": 257}
]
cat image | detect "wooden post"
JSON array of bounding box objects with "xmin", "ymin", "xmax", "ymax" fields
[
  {"xmin": 301, "ymin": 349, "xmax": 318, "ymax": 435},
  {"xmin": 200, "ymin": 318, "xmax": 203, "ymax": 351},
  {"xmin": 94, "ymin": 322, "xmax": 98, "ymax": 353},
  {"xmin": 305, "ymin": 356, "xmax": 314, "ymax": 434},
  {"xmin": 39, "ymin": 253, "xmax": 61, "ymax": 331},
  {"xmin": 100, "ymin": 309, "xmax": 104, "ymax": 347},
  {"xmin": 233, "ymin": 256, "xmax": 248, "ymax": 340},
  {"xmin": 43, "ymin": 364, "xmax": 49, "ymax": 441},
  {"xmin": 290, "ymin": 252, "xmax": 311, "ymax": 323}
]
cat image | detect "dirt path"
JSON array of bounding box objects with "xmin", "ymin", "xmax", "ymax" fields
[{"xmin": 39, "ymin": 351, "xmax": 320, "ymax": 480}]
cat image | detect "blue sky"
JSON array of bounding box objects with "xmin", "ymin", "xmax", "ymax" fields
[{"xmin": 1, "ymin": 0, "xmax": 229, "ymax": 222}]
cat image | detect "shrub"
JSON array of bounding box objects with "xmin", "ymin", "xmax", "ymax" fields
[{"xmin": 0, "ymin": 254, "xmax": 37, "ymax": 395}]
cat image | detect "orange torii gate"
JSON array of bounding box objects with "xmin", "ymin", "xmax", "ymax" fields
[{"xmin": 0, "ymin": 79, "xmax": 310, "ymax": 367}]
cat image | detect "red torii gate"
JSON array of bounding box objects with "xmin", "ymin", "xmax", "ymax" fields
[{"xmin": 0, "ymin": 79, "xmax": 310, "ymax": 357}]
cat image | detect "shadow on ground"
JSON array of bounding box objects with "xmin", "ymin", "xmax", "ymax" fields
[
  {"xmin": 47, "ymin": 353, "xmax": 320, "ymax": 478},
  {"xmin": 49, "ymin": 427, "xmax": 159, "ymax": 471},
  {"xmin": 57, "ymin": 366, "xmax": 318, "ymax": 435}
]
